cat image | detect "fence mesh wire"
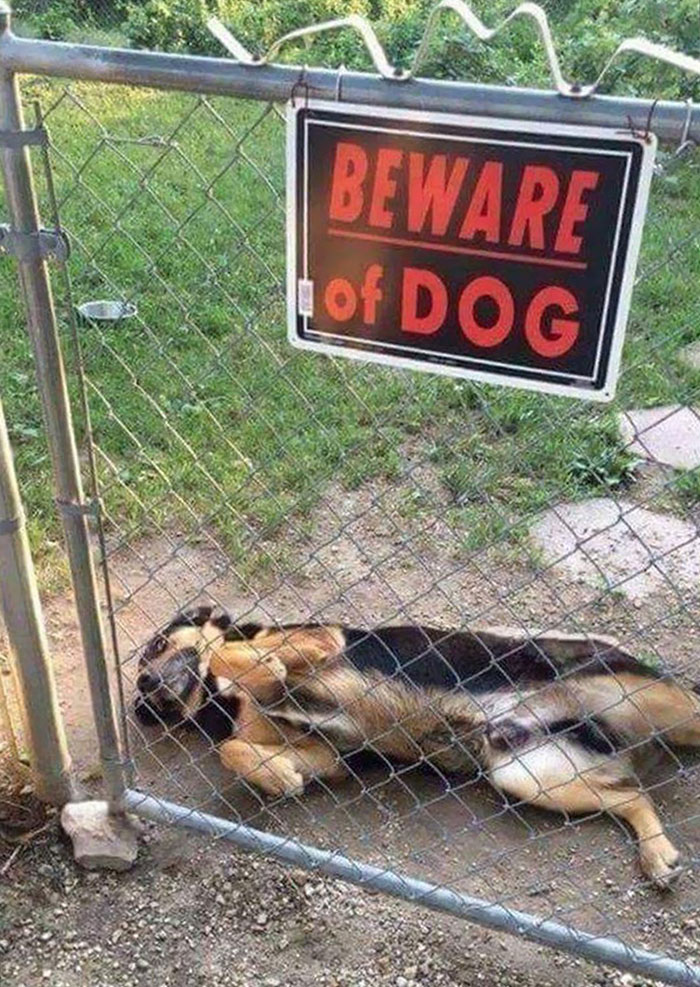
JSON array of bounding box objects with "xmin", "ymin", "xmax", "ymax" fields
[
  {"xmin": 0, "ymin": 624, "xmax": 24, "ymax": 788},
  {"xmin": 12, "ymin": 68, "xmax": 700, "ymax": 975}
]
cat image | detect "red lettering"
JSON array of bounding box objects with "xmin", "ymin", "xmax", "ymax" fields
[
  {"xmin": 554, "ymin": 170, "xmax": 600, "ymax": 254},
  {"xmin": 329, "ymin": 142, "xmax": 368, "ymax": 223},
  {"xmin": 459, "ymin": 161, "xmax": 503, "ymax": 243},
  {"xmin": 407, "ymin": 153, "xmax": 469, "ymax": 236},
  {"xmin": 508, "ymin": 166, "xmax": 559, "ymax": 250},
  {"xmin": 369, "ymin": 148, "xmax": 403, "ymax": 229},
  {"xmin": 324, "ymin": 277, "xmax": 357, "ymax": 322},
  {"xmin": 525, "ymin": 285, "xmax": 579, "ymax": 357},
  {"xmin": 459, "ymin": 276, "xmax": 514, "ymax": 348},
  {"xmin": 401, "ymin": 267, "xmax": 447, "ymax": 334},
  {"xmin": 361, "ymin": 264, "xmax": 384, "ymax": 324}
]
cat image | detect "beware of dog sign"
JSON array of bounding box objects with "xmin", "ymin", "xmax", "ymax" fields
[{"xmin": 286, "ymin": 100, "xmax": 655, "ymax": 401}]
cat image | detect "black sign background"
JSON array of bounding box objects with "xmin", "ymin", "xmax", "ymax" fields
[{"xmin": 289, "ymin": 103, "xmax": 653, "ymax": 399}]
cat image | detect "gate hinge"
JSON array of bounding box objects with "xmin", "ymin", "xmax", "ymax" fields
[{"xmin": 0, "ymin": 224, "xmax": 70, "ymax": 263}]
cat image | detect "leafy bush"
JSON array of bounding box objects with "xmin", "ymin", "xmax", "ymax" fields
[
  {"xmin": 124, "ymin": 0, "xmax": 382, "ymax": 62},
  {"xmin": 14, "ymin": 0, "xmax": 129, "ymax": 41},
  {"xmin": 14, "ymin": 0, "xmax": 79, "ymax": 40},
  {"xmin": 124, "ymin": 0, "xmax": 213, "ymax": 53}
]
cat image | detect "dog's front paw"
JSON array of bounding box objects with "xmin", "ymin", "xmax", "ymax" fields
[
  {"xmin": 219, "ymin": 741, "xmax": 304, "ymax": 798},
  {"xmin": 246, "ymin": 757, "xmax": 305, "ymax": 798},
  {"xmin": 640, "ymin": 834, "xmax": 682, "ymax": 889}
]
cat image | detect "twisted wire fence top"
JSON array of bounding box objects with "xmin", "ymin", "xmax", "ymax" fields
[
  {"xmin": 10, "ymin": 2, "xmax": 700, "ymax": 105},
  {"xmin": 209, "ymin": 1, "xmax": 700, "ymax": 97}
]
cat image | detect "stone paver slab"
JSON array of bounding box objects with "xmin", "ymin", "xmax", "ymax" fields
[
  {"xmin": 679, "ymin": 339, "xmax": 700, "ymax": 372},
  {"xmin": 530, "ymin": 497, "xmax": 700, "ymax": 601},
  {"xmin": 618, "ymin": 405, "xmax": 700, "ymax": 470}
]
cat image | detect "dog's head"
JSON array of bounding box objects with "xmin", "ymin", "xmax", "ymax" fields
[{"xmin": 133, "ymin": 605, "xmax": 262, "ymax": 741}]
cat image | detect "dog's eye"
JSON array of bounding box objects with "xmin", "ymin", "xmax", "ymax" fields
[{"xmin": 144, "ymin": 634, "xmax": 168, "ymax": 660}]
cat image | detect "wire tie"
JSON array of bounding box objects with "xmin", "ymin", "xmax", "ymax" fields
[
  {"xmin": 54, "ymin": 496, "xmax": 101, "ymax": 519},
  {"xmin": 0, "ymin": 126, "xmax": 48, "ymax": 148},
  {"xmin": 0, "ymin": 511, "xmax": 24, "ymax": 535}
]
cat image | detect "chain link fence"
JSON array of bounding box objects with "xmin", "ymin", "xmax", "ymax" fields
[
  {"xmin": 3, "ymin": 5, "xmax": 700, "ymax": 983},
  {"xmin": 0, "ymin": 626, "xmax": 24, "ymax": 788}
]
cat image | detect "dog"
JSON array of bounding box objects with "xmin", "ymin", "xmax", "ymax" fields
[{"xmin": 134, "ymin": 605, "xmax": 700, "ymax": 887}]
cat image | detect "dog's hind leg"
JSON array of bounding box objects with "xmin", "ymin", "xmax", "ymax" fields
[{"xmin": 487, "ymin": 736, "xmax": 680, "ymax": 887}]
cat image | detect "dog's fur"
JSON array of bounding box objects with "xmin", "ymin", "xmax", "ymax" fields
[{"xmin": 134, "ymin": 606, "xmax": 700, "ymax": 887}]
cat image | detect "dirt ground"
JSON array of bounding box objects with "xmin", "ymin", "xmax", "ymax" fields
[{"xmin": 2, "ymin": 461, "xmax": 700, "ymax": 986}]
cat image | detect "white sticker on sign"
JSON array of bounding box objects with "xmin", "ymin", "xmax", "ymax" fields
[{"xmin": 298, "ymin": 279, "xmax": 314, "ymax": 317}]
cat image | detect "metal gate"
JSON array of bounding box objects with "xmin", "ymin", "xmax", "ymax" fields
[{"xmin": 3, "ymin": 3, "xmax": 700, "ymax": 983}]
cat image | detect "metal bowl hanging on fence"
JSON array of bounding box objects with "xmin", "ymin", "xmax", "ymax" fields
[{"xmin": 76, "ymin": 299, "xmax": 137, "ymax": 323}]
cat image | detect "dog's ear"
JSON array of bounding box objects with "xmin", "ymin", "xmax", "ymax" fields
[
  {"xmin": 223, "ymin": 622, "xmax": 263, "ymax": 641},
  {"xmin": 175, "ymin": 605, "xmax": 213, "ymax": 628},
  {"xmin": 194, "ymin": 605, "xmax": 214, "ymax": 625},
  {"xmin": 209, "ymin": 609, "xmax": 232, "ymax": 631}
]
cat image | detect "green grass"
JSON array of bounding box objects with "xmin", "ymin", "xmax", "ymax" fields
[{"xmin": 2, "ymin": 76, "xmax": 700, "ymax": 586}]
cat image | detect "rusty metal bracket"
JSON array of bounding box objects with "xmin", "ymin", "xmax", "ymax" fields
[{"xmin": 0, "ymin": 223, "xmax": 69, "ymax": 262}]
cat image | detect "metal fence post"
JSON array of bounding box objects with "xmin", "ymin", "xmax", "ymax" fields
[
  {"xmin": 0, "ymin": 56, "xmax": 127, "ymax": 808},
  {"xmin": 0, "ymin": 397, "xmax": 74, "ymax": 804}
]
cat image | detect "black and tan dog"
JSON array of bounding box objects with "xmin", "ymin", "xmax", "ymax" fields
[{"xmin": 134, "ymin": 606, "xmax": 700, "ymax": 887}]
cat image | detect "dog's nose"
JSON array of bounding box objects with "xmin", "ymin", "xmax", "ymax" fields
[{"xmin": 137, "ymin": 671, "xmax": 163, "ymax": 695}]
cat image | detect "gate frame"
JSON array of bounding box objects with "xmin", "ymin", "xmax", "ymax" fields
[
  {"xmin": 0, "ymin": 51, "xmax": 126, "ymax": 809},
  {"xmin": 0, "ymin": 384, "xmax": 73, "ymax": 804},
  {"xmin": 1, "ymin": 2, "xmax": 700, "ymax": 982}
]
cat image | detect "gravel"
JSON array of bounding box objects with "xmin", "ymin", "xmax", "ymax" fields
[{"xmin": 1, "ymin": 819, "xmax": 696, "ymax": 987}]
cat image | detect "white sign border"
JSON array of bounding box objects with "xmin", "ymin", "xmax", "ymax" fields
[{"xmin": 286, "ymin": 98, "xmax": 656, "ymax": 403}]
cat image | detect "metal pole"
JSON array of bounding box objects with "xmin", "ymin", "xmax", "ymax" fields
[
  {"xmin": 126, "ymin": 790, "xmax": 700, "ymax": 987},
  {"xmin": 0, "ymin": 9, "xmax": 697, "ymax": 142},
  {"xmin": 0, "ymin": 398, "xmax": 73, "ymax": 804},
  {"xmin": 0, "ymin": 57, "xmax": 126, "ymax": 808}
]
